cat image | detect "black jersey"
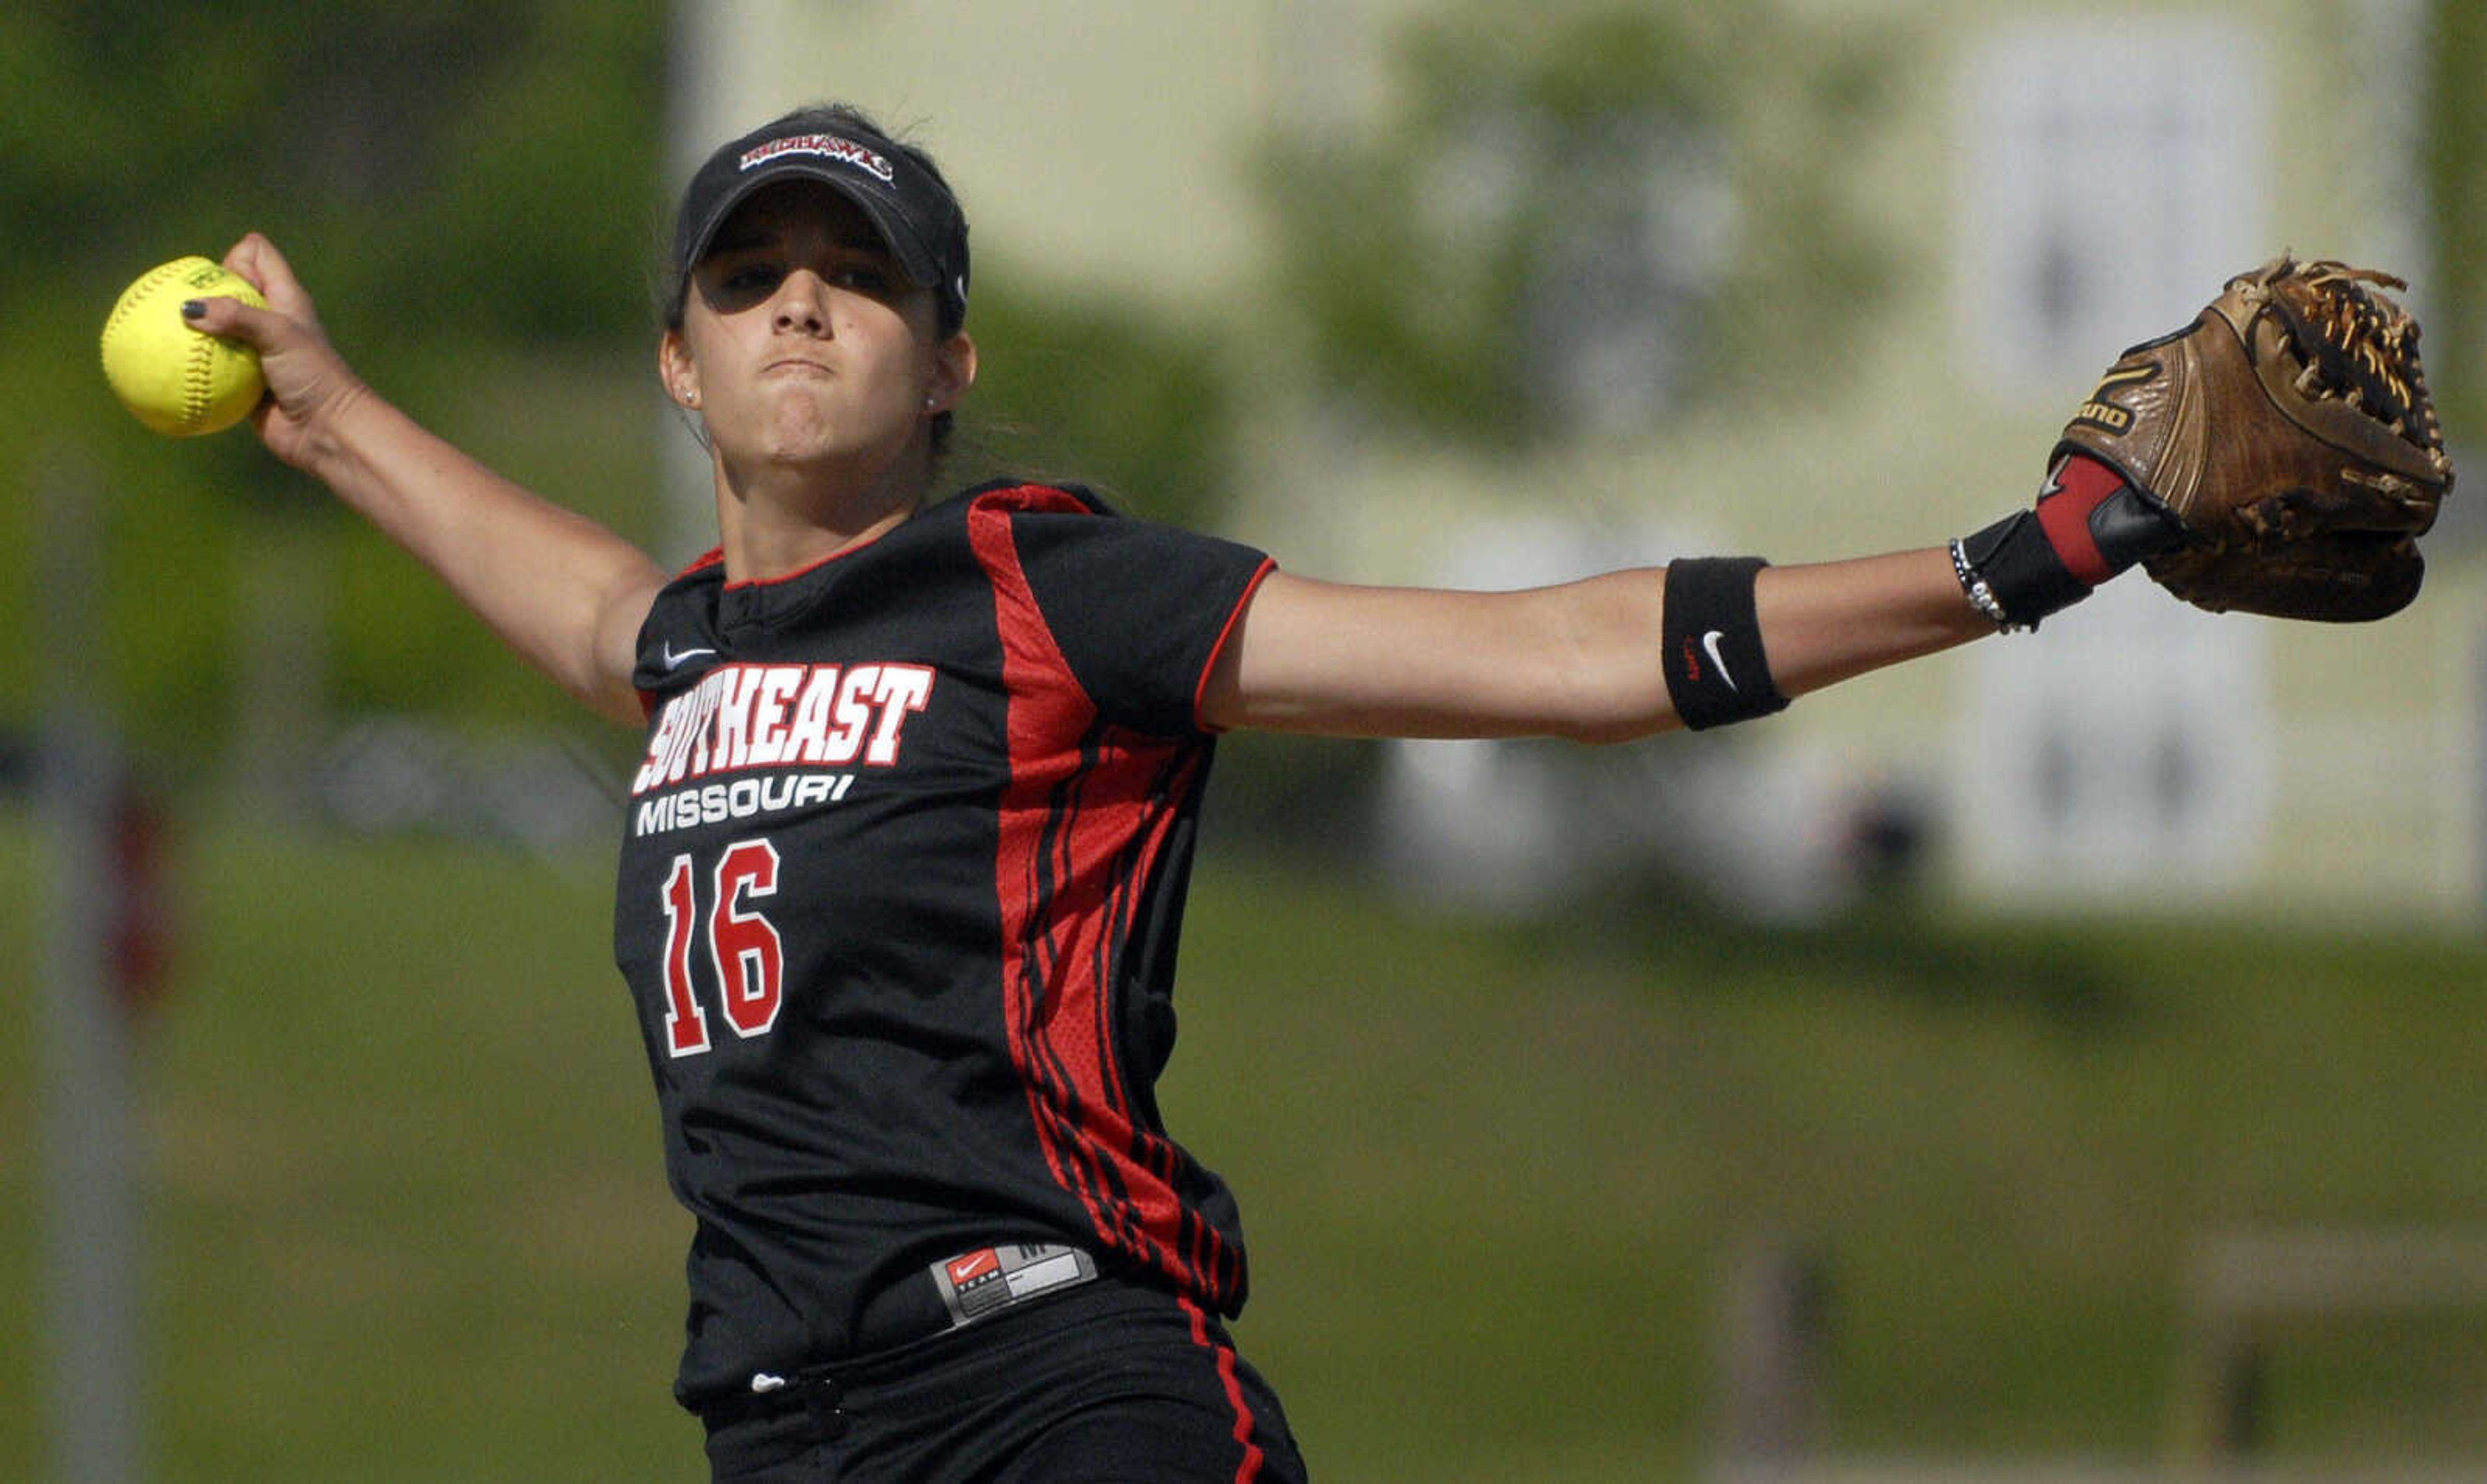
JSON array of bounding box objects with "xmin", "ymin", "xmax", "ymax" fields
[{"xmin": 612, "ymin": 480, "xmax": 1275, "ymax": 1410}]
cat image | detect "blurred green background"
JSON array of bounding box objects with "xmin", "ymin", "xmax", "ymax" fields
[{"xmin": 7, "ymin": 1, "xmax": 2486, "ymax": 1481}]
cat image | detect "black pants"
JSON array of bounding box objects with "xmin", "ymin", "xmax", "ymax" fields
[{"xmin": 701, "ymin": 1279, "xmax": 1308, "ymax": 1483}]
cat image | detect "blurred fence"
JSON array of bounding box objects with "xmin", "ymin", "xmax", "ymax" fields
[{"xmin": 1711, "ymin": 1229, "xmax": 2487, "ymax": 1484}]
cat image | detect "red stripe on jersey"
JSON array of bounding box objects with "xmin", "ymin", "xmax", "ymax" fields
[
  {"xmin": 1182, "ymin": 1294, "xmax": 1268, "ymax": 1483},
  {"xmin": 968, "ymin": 489, "xmax": 1242, "ymax": 1311}
]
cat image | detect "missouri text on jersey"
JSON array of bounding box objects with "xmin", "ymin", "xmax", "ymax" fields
[{"xmin": 631, "ymin": 661, "xmax": 935, "ymax": 794}]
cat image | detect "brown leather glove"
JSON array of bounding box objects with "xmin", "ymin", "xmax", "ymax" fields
[{"xmin": 2058, "ymin": 256, "xmax": 2453, "ymax": 622}]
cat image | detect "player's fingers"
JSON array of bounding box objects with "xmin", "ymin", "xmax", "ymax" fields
[
  {"xmin": 177, "ymin": 291, "xmax": 287, "ymax": 351},
  {"xmin": 181, "ymin": 291, "xmax": 360, "ymax": 436},
  {"xmin": 180, "ymin": 239, "xmax": 372, "ymax": 469},
  {"xmin": 220, "ymin": 232, "xmax": 319, "ymax": 322}
]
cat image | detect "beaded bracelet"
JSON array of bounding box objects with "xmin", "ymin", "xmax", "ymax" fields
[{"xmin": 1948, "ymin": 537, "xmax": 2027, "ymax": 633}]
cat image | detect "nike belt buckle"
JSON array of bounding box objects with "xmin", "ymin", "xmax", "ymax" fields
[{"xmin": 929, "ymin": 1242, "xmax": 1098, "ymax": 1331}]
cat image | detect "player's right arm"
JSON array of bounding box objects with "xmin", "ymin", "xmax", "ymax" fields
[{"xmin": 184, "ymin": 233, "xmax": 664, "ymax": 727}]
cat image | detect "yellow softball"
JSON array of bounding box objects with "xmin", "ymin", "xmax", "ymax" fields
[{"xmin": 99, "ymin": 256, "xmax": 269, "ymax": 436}]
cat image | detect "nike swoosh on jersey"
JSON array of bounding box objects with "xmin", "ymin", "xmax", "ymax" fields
[{"xmin": 663, "ymin": 643, "xmax": 719, "ymax": 670}]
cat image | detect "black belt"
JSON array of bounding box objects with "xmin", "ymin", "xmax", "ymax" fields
[{"xmin": 703, "ymin": 1242, "xmax": 1100, "ymax": 1433}]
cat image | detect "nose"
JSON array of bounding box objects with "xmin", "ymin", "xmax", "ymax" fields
[{"xmin": 772, "ymin": 270, "xmax": 830, "ymax": 335}]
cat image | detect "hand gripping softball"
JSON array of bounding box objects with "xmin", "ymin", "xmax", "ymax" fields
[{"xmin": 2058, "ymin": 256, "xmax": 2453, "ymax": 622}]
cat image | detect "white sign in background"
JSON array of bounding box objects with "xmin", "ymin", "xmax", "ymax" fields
[{"xmin": 1949, "ymin": 19, "xmax": 2275, "ymax": 902}]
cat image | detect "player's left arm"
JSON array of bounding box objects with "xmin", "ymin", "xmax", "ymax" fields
[{"xmin": 1199, "ymin": 548, "xmax": 1992, "ymax": 742}]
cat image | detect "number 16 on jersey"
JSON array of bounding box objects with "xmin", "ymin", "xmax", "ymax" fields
[{"xmin": 658, "ymin": 838, "xmax": 786, "ymax": 1057}]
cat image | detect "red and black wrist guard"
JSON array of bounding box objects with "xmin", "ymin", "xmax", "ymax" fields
[{"xmin": 1952, "ymin": 453, "xmax": 2185, "ymax": 630}]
